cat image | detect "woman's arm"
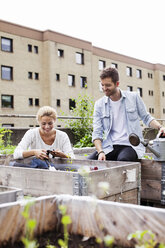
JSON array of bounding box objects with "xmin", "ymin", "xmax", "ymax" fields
[
  {"xmin": 14, "ymin": 129, "xmax": 49, "ymax": 159},
  {"xmin": 22, "ymin": 149, "xmax": 48, "ymax": 159},
  {"xmin": 57, "ymin": 132, "xmax": 75, "ymax": 159},
  {"xmin": 14, "ymin": 129, "xmax": 47, "ymax": 159},
  {"xmin": 14, "ymin": 129, "xmax": 33, "ymax": 159}
]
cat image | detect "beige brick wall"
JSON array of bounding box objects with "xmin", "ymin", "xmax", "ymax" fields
[{"xmin": 1, "ymin": 20, "xmax": 165, "ymax": 128}]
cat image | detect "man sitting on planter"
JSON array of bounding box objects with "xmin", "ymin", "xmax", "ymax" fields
[{"xmin": 88, "ymin": 67, "xmax": 165, "ymax": 161}]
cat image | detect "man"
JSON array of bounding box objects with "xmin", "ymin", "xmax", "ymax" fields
[{"xmin": 88, "ymin": 67, "xmax": 165, "ymax": 161}]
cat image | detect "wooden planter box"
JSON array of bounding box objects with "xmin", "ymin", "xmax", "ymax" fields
[
  {"xmin": 0, "ymin": 158, "xmax": 141, "ymax": 204},
  {"xmin": 0, "ymin": 185, "xmax": 23, "ymax": 204},
  {"xmin": 1, "ymin": 194, "xmax": 165, "ymax": 247},
  {"xmin": 140, "ymin": 157, "xmax": 164, "ymax": 205}
]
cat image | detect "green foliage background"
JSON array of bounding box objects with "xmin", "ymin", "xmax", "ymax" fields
[
  {"xmin": 0, "ymin": 126, "xmax": 16, "ymax": 154},
  {"xmin": 64, "ymin": 94, "xmax": 94, "ymax": 148}
]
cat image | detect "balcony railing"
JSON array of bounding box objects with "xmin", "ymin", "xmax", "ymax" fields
[{"xmin": 0, "ymin": 114, "xmax": 91, "ymax": 119}]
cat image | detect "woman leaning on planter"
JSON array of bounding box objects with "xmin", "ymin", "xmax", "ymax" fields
[{"xmin": 13, "ymin": 106, "xmax": 75, "ymax": 160}]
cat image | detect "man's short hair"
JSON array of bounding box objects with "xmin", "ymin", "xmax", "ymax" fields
[{"xmin": 100, "ymin": 67, "xmax": 119, "ymax": 83}]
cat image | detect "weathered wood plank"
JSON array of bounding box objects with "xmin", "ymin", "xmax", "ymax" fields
[
  {"xmin": 1, "ymin": 195, "xmax": 165, "ymax": 247},
  {"xmin": 141, "ymin": 179, "xmax": 161, "ymax": 201},
  {"xmin": 140, "ymin": 159, "xmax": 161, "ymax": 180},
  {"xmin": 89, "ymin": 163, "xmax": 140, "ymax": 199},
  {"xmin": 140, "ymin": 158, "xmax": 162, "ymax": 203},
  {"xmin": 0, "ymin": 166, "xmax": 74, "ymax": 196},
  {"xmin": 103, "ymin": 188, "xmax": 138, "ymax": 204},
  {"xmin": 0, "ymin": 161, "xmax": 140, "ymax": 204}
]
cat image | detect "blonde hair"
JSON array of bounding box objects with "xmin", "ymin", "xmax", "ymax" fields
[{"xmin": 36, "ymin": 106, "xmax": 57, "ymax": 122}]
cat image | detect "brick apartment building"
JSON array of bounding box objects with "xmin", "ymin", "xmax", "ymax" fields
[{"xmin": 1, "ymin": 19, "xmax": 165, "ymax": 127}]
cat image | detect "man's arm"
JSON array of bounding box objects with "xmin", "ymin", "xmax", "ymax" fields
[
  {"xmin": 149, "ymin": 119, "xmax": 165, "ymax": 136},
  {"xmin": 93, "ymin": 139, "xmax": 106, "ymax": 161},
  {"xmin": 149, "ymin": 119, "xmax": 162, "ymax": 130},
  {"xmin": 135, "ymin": 93, "xmax": 165, "ymax": 136}
]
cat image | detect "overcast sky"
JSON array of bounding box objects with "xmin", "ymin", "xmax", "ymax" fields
[{"xmin": 1, "ymin": 0, "xmax": 165, "ymax": 65}]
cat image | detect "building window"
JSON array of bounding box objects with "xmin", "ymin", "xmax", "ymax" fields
[
  {"xmin": 137, "ymin": 87, "xmax": 143, "ymax": 97},
  {"xmin": 162, "ymin": 92, "xmax": 165, "ymax": 97},
  {"xmin": 163, "ymin": 108, "xmax": 165, "ymax": 114},
  {"xmin": 35, "ymin": 98, "xmax": 39, "ymax": 106},
  {"xmin": 163, "ymin": 75, "xmax": 165, "ymax": 81},
  {"xmin": 2, "ymin": 124, "xmax": 14, "ymax": 127},
  {"xmin": 149, "ymin": 90, "xmax": 153, "ymax": 96},
  {"xmin": 126, "ymin": 67, "xmax": 132, "ymax": 77},
  {"xmin": 56, "ymin": 74, "xmax": 60, "ymax": 81},
  {"xmin": 111, "ymin": 63, "xmax": 118, "ymax": 69},
  {"xmin": 76, "ymin": 52, "xmax": 84, "ymax": 64},
  {"xmin": 28, "ymin": 72, "xmax": 33, "ymax": 79},
  {"xmin": 34, "ymin": 46, "xmax": 38, "ymax": 54},
  {"xmin": 127, "ymin": 86, "xmax": 133, "ymax": 91},
  {"xmin": 148, "ymin": 73, "xmax": 153, "ymax": 79},
  {"xmin": 29, "ymin": 98, "xmax": 33, "ymax": 106},
  {"xmin": 99, "ymin": 60, "xmax": 106, "ymax": 70},
  {"xmin": 149, "ymin": 108, "xmax": 154, "ymax": 114},
  {"xmin": 1, "ymin": 95, "xmax": 13, "ymax": 108},
  {"xmin": 1, "ymin": 66, "xmax": 13, "ymax": 80},
  {"xmin": 34, "ymin": 73, "xmax": 39, "ymax": 80},
  {"xmin": 57, "ymin": 99, "xmax": 61, "ymax": 107},
  {"xmin": 69, "ymin": 99, "xmax": 76, "ymax": 110},
  {"xmin": 68, "ymin": 74, "xmax": 75, "ymax": 86},
  {"xmin": 80, "ymin": 76, "xmax": 87, "ymax": 88},
  {"xmin": 58, "ymin": 49, "xmax": 64, "ymax": 57},
  {"xmin": 136, "ymin": 69, "xmax": 142, "ymax": 79},
  {"xmin": 28, "ymin": 44, "xmax": 32, "ymax": 52},
  {"xmin": 1, "ymin": 37, "xmax": 13, "ymax": 52}
]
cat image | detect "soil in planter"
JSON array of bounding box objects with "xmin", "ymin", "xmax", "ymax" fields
[{"xmin": 0, "ymin": 230, "xmax": 104, "ymax": 248}]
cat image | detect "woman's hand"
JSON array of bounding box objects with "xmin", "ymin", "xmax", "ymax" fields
[
  {"xmin": 34, "ymin": 149, "xmax": 48, "ymax": 160},
  {"xmin": 50, "ymin": 149, "xmax": 68, "ymax": 158}
]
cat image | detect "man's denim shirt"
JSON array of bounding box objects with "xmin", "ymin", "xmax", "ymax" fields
[{"xmin": 92, "ymin": 90, "xmax": 154, "ymax": 158}]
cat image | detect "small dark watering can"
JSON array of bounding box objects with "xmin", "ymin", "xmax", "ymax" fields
[{"xmin": 129, "ymin": 133, "xmax": 165, "ymax": 161}]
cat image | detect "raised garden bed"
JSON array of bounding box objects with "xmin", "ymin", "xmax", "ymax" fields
[
  {"xmin": 1, "ymin": 194, "xmax": 165, "ymax": 247},
  {"xmin": 0, "ymin": 157, "xmax": 141, "ymax": 204}
]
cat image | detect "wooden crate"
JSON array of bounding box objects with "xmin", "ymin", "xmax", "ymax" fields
[
  {"xmin": 141, "ymin": 158, "xmax": 163, "ymax": 205},
  {"xmin": 1, "ymin": 194, "xmax": 165, "ymax": 247},
  {"xmin": 0, "ymin": 185, "xmax": 23, "ymax": 204},
  {"xmin": 0, "ymin": 158, "xmax": 141, "ymax": 204}
]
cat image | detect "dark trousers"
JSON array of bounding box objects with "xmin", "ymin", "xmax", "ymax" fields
[{"xmin": 87, "ymin": 145, "xmax": 138, "ymax": 162}]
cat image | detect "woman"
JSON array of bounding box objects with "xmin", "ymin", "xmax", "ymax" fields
[{"xmin": 14, "ymin": 106, "xmax": 75, "ymax": 160}]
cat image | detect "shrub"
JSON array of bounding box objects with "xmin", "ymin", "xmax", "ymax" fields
[
  {"xmin": 64, "ymin": 94, "xmax": 94, "ymax": 148},
  {"xmin": 0, "ymin": 126, "xmax": 16, "ymax": 155}
]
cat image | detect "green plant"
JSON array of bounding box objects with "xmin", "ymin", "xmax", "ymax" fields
[
  {"xmin": 143, "ymin": 154, "xmax": 153, "ymax": 160},
  {"xmin": 63, "ymin": 93, "xmax": 94, "ymax": 148},
  {"xmin": 104, "ymin": 235, "xmax": 115, "ymax": 247},
  {"xmin": 58, "ymin": 205, "xmax": 72, "ymax": 248},
  {"xmin": 127, "ymin": 229, "xmax": 165, "ymax": 248},
  {"xmin": 96, "ymin": 234, "xmax": 114, "ymax": 247},
  {"xmin": 74, "ymin": 133, "xmax": 93, "ymax": 148},
  {"xmin": 21, "ymin": 201, "xmax": 38, "ymax": 248},
  {"xmin": 0, "ymin": 126, "xmax": 16, "ymax": 154}
]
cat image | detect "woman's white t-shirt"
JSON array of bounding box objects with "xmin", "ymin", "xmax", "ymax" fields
[{"xmin": 14, "ymin": 128, "xmax": 75, "ymax": 159}]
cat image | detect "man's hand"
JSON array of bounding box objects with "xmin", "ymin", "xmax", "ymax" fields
[
  {"xmin": 98, "ymin": 151, "xmax": 106, "ymax": 161},
  {"xmin": 158, "ymin": 126, "xmax": 165, "ymax": 137}
]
